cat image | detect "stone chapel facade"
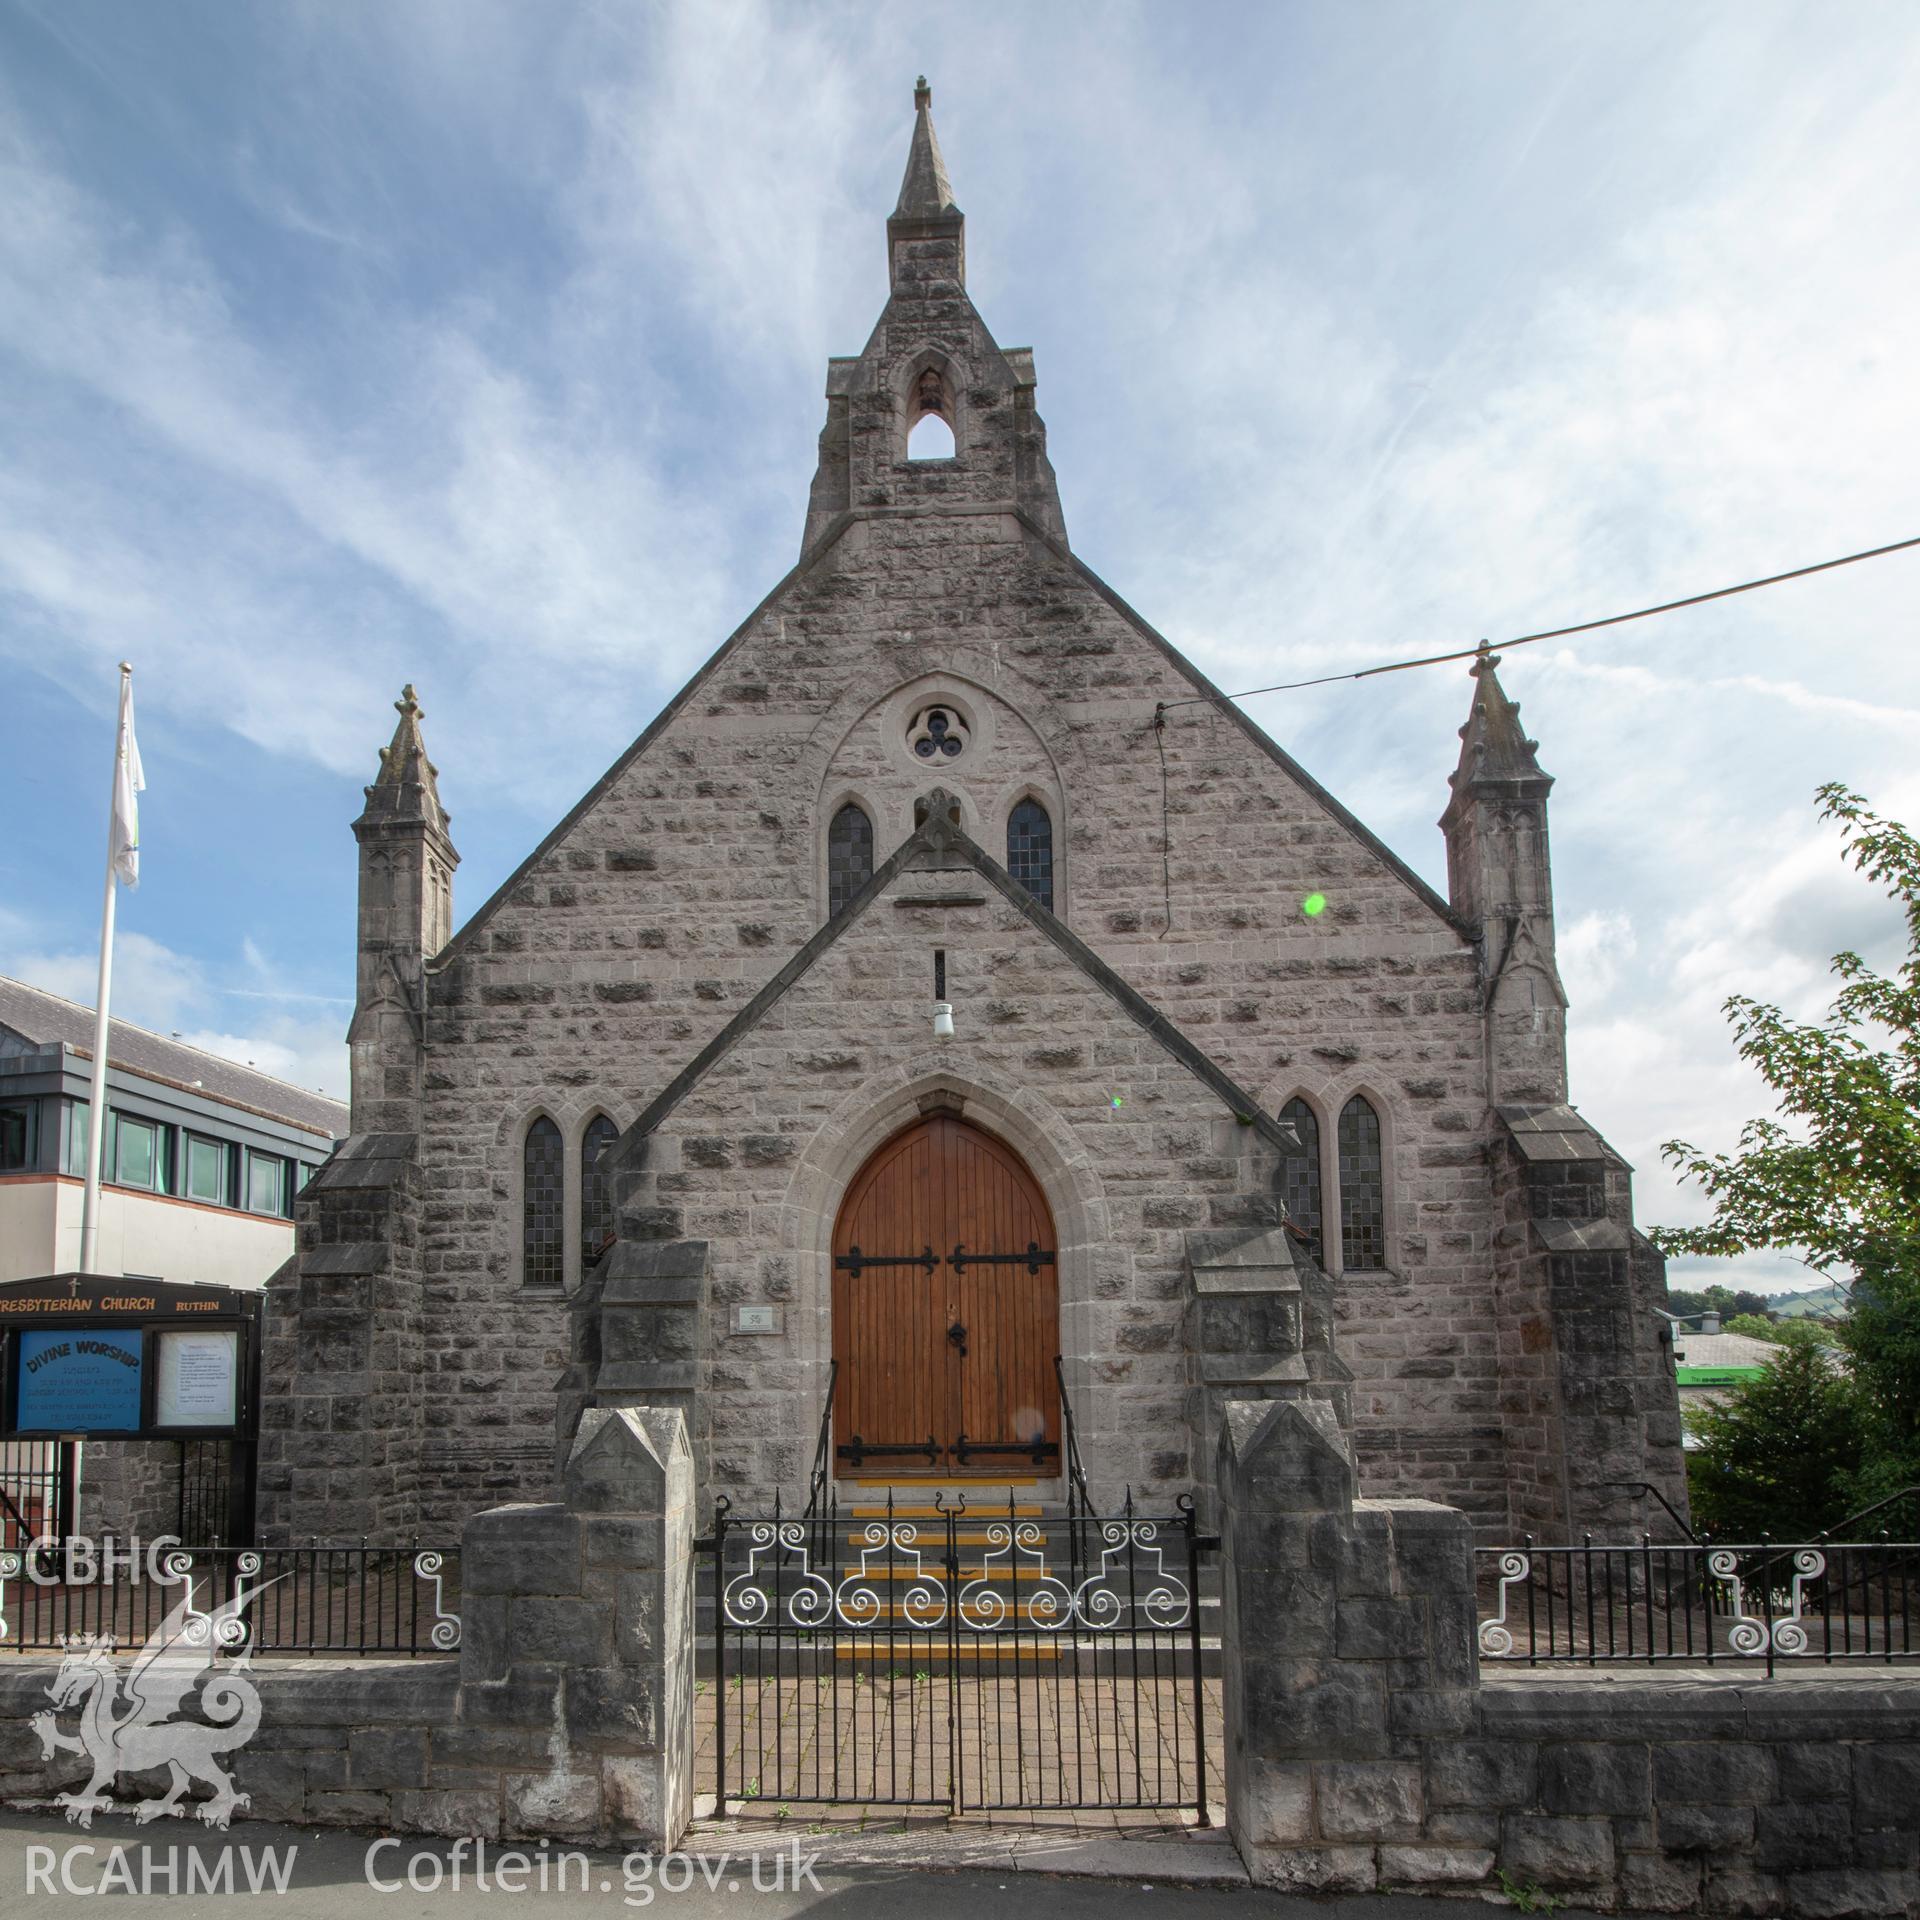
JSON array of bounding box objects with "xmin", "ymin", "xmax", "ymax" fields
[{"xmin": 259, "ymin": 85, "xmax": 1687, "ymax": 1547}]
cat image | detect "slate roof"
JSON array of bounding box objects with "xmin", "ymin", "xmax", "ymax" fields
[
  {"xmin": 0, "ymin": 975, "xmax": 347, "ymax": 1142},
  {"xmin": 1497, "ymin": 1104, "xmax": 1606, "ymax": 1164}
]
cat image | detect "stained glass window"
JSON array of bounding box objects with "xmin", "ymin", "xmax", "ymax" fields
[
  {"xmin": 827, "ymin": 802, "xmax": 874, "ymax": 917},
  {"xmin": 524, "ymin": 1116, "xmax": 564, "ymax": 1289},
  {"xmin": 1338, "ymin": 1094, "xmax": 1386, "ymax": 1272},
  {"xmin": 581, "ymin": 1114, "xmax": 619, "ymax": 1266},
  {"xmin": 1007, "ymin": 799, "xmax": 1054, "ymax": 911},
  {"xmin": 1279, "ymin": 1098, "xmax": 1323, "ymax": 1261}
]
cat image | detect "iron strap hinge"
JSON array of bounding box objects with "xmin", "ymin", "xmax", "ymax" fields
[
  {"xmin": 834, "ymin": 1245, "xmax": 938, "ymax": 1277},
  {"xmin": 949, "ymin": 1241, "xmax": 1055, "ymax": 1274}
]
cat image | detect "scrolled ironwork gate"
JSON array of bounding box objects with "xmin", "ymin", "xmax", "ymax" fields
[{"xmin": 699, "ymin": 1490, "xmax": 1216, "ymax": 1817}]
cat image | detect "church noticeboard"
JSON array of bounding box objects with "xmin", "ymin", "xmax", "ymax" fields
[
  {"xmin": 154, "ymin": 1328, "xmax": 240, "ymax": 1428},
  {"xmin": 16, "ymin": 1328, "xmax": 144, "ymax": 1432},
  {"xmin": 0, "ymin": 1273, "xmax": 260, "ymax": 1440}
]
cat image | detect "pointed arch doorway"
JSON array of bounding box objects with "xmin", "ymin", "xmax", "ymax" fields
[{"xmin": 831, "ymin": 1112, "xmax": 1060, "ymax": 1474}]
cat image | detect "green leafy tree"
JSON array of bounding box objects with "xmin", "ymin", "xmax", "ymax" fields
[
  {"xmin": 1684, "ymin": 1339, "xmax": 1862, "ymax": 1540},
  {"xmin": 1721, "ymin": 1313, "xmax": 1779, "ymax": 1341},
  {"xmin": 1769, "ymin": 1318, "xmax": 1840, "ymax": 1354},
  {"xmin": 1651, "ymin": 786, "xmax": 1920, "ymax": 1514}
]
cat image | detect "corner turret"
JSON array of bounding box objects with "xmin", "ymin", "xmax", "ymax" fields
[
  {"xmin": 1439, "ymin": 646, "xmax": 1567, "ymax": 1105},
  {"xmin": 348, "ymin": 685, "xmax": 459, "ymax": 1132}
]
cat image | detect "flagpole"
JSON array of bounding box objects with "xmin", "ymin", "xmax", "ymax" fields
[{"xmin": 78, "ymin": 662, "xmax": 133, "ymax": 1276}]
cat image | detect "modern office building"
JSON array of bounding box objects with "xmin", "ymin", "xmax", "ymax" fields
[
  {"xmin": 0, "ymin": 975, "xmax": 343, "ymax": 1544},
  {"xmin": 0, "ymin": 975, "xmax": 344, "ymax": 1286}
]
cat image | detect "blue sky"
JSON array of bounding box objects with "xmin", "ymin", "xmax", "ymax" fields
[{"xmin": 2, "ymin": 3, "xmax": 1917, "ymax": 1294}]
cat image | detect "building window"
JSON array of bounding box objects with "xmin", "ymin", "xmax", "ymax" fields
[
  {"xmin": 63, "ymin": 1101, "xmax": 89, "ymax": 1178},
  {"xmin": 112, "ymin": 1115, "xmax": 165, "ymax": 1192},
  {"xmin": 581, "ymin": 1114, "xmax": 619, "ymax": 1265},
  {"xmin": 1279, "ymin": 1098, "xmax": 1323, "ymax": 1261},
  {"xmin": 1007, "ymin": 798, "xmax": 1054, "ymax": 911},
  {"xmin": 185, "ymin": 1135, "xmax": 228, "ymax": 1205},
  {"xmin": 0, "ymin": 1102, "xmax": 32, "ymax": 1172},
  {"xmin": 523, "ymin": 1116, "xmax": 564, "ymax": 1289},
  {"xmin": 907, "ymin": 705, "xmax": 969, "ymax": 761},
  {"xmin": 1338, "ymin": 1095, "xmax": 1387, "ymax": 1271},
  {"xmin": 246, "ymin": 1150, "xmax": 287, "ymax": 1217},
  {"xmin": 827, "ymin": 802, "xmax": 874, "ymax": 917}
]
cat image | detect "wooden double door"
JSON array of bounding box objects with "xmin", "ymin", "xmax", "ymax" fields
[{"xmin": 831, "ymin": 1115, "xmax": 1060, "ymax": 1473}]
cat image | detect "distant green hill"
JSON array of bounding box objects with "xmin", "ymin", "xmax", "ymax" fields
[{"xmin": 1765, "ymin": 1282, "xmax": 1852, "ymax": 1320}]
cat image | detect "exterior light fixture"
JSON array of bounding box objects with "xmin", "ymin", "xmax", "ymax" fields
[{"xmin": 933, "ymin": 1000, "xmax": 955, "ymax": 1039}]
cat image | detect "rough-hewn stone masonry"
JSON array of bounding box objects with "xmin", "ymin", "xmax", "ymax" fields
[{"xmin": 260, "ymin": 83, "xmax": 1686, "ymax": 1547}]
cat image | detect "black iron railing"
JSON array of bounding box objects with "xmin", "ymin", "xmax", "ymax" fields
[
  {"xmin": 0, "ymin": 1441, "xmax": 73, "ymax": 1552},
  {"xmin": 0, "ymin": 1541, "xmax": 462, "ymax": 1657},
  {"xmin": 1476, "ymin": 1532, "xmax": 1918, "ymax": 1676}
]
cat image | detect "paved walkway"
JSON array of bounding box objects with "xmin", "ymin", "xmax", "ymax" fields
[{"xmin": 694, "ymin": 1668, "xmax": 1224, "ymax": 1818}]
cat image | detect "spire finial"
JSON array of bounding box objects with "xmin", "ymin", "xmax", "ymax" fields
[
  {"xmin": 894, "ymin": 76, "xmax": 958, "ymax": 219},
  {"xmin": 1446, "ymin": 644, "xmax": 1549, "ymax": 793},
  {"xmin": 396, "ymin": 683, "xmax": 421, "ymax": 721}
]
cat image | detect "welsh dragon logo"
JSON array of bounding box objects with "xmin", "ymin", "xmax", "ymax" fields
[{"xmin": 29, "ymin": 1574, "xmax": 274, "ymax": 1829}]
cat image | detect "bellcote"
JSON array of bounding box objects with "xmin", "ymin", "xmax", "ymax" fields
[{"xmin": 802, "ymin": 81, "xmax": 1067, "ymax": 554}]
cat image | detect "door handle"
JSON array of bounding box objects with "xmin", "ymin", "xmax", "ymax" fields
[{"xmin": 947, "ymin": 1321, "xmax": 968, "ymax": 1357}]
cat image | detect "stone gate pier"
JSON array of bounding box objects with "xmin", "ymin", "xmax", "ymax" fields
[
  {"xmin": 1218, "ymin": 1398, "xmax": 1920, "ymax": 1914},
  {"xmin": 0, "ymin": 1405, "xmax": 695, "ymax": 1851}
]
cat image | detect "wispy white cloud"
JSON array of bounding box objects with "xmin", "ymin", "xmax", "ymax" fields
[
  {"xmin": 0, "ymin": 67, "xmax": 742, "ymax": 798},
  {"xmin": 0, "ymin": 919, "xmax": 348, "ymax": 1100},
  {"xmin": 1, "ymin": 4, "xmax": 1916, "ymax": 1299}
]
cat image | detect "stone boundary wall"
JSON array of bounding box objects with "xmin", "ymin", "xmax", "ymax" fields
[
  {"xmin": 1447, "ymin": 1674, "xmax": 1920, "ymax": 1916},
  {"xmin": 0, "ymin": 1407, "xmax": 694, "ymax": 1852},
  {"xmin": 1220, "ymin": 1398, "xmax": 1920, "ymax": 1915}
]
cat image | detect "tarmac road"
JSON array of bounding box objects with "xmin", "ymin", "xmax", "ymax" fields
[{"xmin": 0, "ymin": 1809, "xmax": 1599, "ymax": 1920}]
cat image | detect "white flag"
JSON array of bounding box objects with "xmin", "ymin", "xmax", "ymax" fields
[{"xmin": 110, "ymin": 671, "xmax": 146, "ymax": 887}]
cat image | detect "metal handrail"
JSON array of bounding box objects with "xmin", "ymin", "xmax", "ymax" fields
[
  {"xmin": 1735, "ymin": 1486, "xmax": 1920, "ymax": 1608},
  {"xmin": 1606, "ymin": 1479, "xmax": 1703, "ymax": 1543},
  {"xmin": 803, "ymin": 1360, "xmax": 839, "ymax": 1519},
  {"xmin": 1053, "ymin": 1354, "xmax": 1093, "ymax": 1517},
  {"xmin": 1812, "ymin": 1485, "xmax": 1919, "ymax": 1544}
]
